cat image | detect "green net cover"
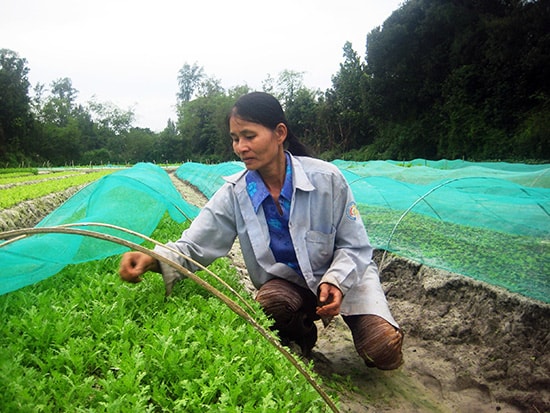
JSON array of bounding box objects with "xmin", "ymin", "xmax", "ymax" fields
[
  {"xmin": 176, "ymin": 161, "xmax": 245, "ymax": 199},
  {"xmin": 1, "ymin": 159, "xmax": 548, "ymax": 303},
  {"xmin": 337, "ymin": 159, "xmax": 549, "ymax": 187},
  {"xmin": 176, "ymin": 160, "xmax": 549, "ymax": 303},
  {"xmin": 0, "ymin": 163, "xmax": 199, "ymax": 295}
]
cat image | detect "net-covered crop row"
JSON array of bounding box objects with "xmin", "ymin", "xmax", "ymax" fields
[
  {"xmin": 363, "ymin": 204, "xmax": 548, "ymax": 303},
  {"xmin": 176, "ymin": 160, "xmax": 550, "ymax": 304},
  {"xmin": 0, "ymin": 164, "xmax": 199, "ymax": 295}
]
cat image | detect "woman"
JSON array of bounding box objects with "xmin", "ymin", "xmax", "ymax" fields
[{"xmin": 119, "ymin": 92, "xmax": 403, "ymax": 370}]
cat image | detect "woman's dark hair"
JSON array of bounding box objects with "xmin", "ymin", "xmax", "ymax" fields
[{"xmin": 228, "ymin": 92, "xmax": 311, "ymax": 157}]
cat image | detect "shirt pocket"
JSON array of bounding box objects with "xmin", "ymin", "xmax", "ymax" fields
[{"xmin": 305, "ymin": 229, "xmax": 336, "ymax": 272}]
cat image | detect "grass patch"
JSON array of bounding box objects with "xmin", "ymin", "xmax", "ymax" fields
[
  {"xmin": 0, "ymin": 170, "xmax": 116, "ymax": 209},
  {"xmin": 0, "ymin": 167, "xmax": 38, "ymax": 177},
  {"xmin": 0, "ymin": 170, "xmax": 85, "ymax": 186}
]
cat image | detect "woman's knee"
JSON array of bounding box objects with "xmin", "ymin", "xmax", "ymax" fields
[
  {"xmin": 344, "ymin": 314, "xmax": 404, "ymax": 370},
  {"xmin": 255, "ymin": 278, "xmax": 306, "ymax": 320},
  {"xmin": 255, "ymin": 278, "xmax": 318, "ymax": 354}
]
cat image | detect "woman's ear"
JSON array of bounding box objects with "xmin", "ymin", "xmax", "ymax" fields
[{"xmin": 274, "ymin": 123, "xmax": 288, "ymax": 144}]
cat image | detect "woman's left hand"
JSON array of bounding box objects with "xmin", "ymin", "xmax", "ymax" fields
[{"xmin": 316, "ymin": 283, "xmax": 343, "ymax": 317}]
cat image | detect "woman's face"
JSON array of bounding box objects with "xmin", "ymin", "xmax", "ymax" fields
[{"xmin": 229, "ymin": 116, "xmax": 286, "ymax": 172}]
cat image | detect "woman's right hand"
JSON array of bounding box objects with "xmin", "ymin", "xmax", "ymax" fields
[{"xmin": 119, "ymin": 251, "xmax": 159, "ymax": 283}]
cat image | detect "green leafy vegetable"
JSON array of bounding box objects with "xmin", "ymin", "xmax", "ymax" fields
[{"xmin": 0, "ymin": 217, "xmax": 334, "ymax": 412}]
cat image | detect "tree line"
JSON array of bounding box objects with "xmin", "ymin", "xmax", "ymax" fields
[{"xmin": 1, "ymin": 0, "xmax": 548, "ymax": 167}]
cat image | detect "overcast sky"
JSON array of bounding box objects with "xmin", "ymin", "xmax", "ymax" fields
[{"xmin": 2, "ymin": 0, "xmax": 402, "ymax": 131}]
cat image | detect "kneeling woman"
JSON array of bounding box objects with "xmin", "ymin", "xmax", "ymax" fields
[{"xmin": 119, "ymin": 92, "xmax": 403, "ymax": 370}]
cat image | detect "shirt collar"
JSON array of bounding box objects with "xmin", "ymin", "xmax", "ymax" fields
[{"xmin": 246, "ymin": 153, "xmax": 293, "ymax": 213}]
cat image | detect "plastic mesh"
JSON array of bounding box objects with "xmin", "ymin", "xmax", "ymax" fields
[
  {"xmin": 0, "ymin": 163, "xmax": 199, "ymax": 295},
  {"xmin": 176, "ymin": 161, "xmax": 245, "ymax": 199},
  {"xmin": 1, "ymin": 159, "xmax": 548, "ymax": 303},
  {"xmin": 176, "ymin": 160, "xmax": 550, "ymax": 303}
]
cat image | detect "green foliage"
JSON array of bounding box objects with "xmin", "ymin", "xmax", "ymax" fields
[
  {"xmin": 38, "ymin": 118, "xmax": 83, "ymax": 165},
  {"xmin": 365, "ymin": 0, "xmax": 550, "ymax": 161},
  {"xmin": 0, "ymin": 49, "xmax": 33, "ymax": 158},
  {"xmin": 516, "ymin": 102, "xmax": 550, "ymax": 159},
  {"xmin": 285, "ymin": 88, "xmax": 320, "ymax": 148},
  {"xmin": 154, "ymin": 119, "xmax": 180, "ymax": 164},
  {"xmin": 177, "ymin": 62, "xmax": 205, "ymax": 103},
  {"xmin": 0, "ymin": 167, "xmax": 37, "ymax": 176},
  {"xmin": 0, "ymin": 218, "xmax": 332, "ymax": 412},
  {"xmin": 177, "ymin": 93, "xmax": 236, "ymax": 162},
  {"xmin": 324, "ymin": 41, "xmax": 372, "ymax": 152},
  {"xmin": 80, "ymin": 148, "xmax": 113, "ymax": 166},
  {"xmin": 40, "ymin": 77, "xmax": 78, "ymax": 127}
]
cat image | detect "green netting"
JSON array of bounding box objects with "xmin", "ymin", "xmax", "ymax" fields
[
  {"xmin": 340, "ymin": 172, "xmax": 548, "ymax": 237},
  {"xmin": 176, "ymin": 161, "xmax": 245, "ymax": 199},
  {"xmin": 335, "ymin": 159, "xmax": 550, "ymax": 187},
  {"xmin": 1, "ymin": 159, "xmax": 548, "ymax": 303},
  {"xmin": 175, "ymin": 159, "xmax": 549, "ymax": 303},
  {"xmin": 0, "ymin": 163, "xmax": 199, "ymax": 295}
]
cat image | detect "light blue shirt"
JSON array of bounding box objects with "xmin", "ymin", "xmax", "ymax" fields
[{"xmin": 155, "ymin": 153, "xmax": 398, "ymax": 324}]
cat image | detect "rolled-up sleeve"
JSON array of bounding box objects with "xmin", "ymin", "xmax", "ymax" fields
[{"xmin": 153, "ymin": 184, "xmax": 238, "ymax": 286}]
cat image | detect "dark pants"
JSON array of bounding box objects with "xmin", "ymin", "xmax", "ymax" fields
[{"xmin": 255, "ymin": 278, "xmax": 403, "ymax": 370}]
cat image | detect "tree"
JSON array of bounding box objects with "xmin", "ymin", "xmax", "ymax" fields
[
  {"xmin": 361, "ymin": 0, "xmax": 550, "ymax": 160},
  {"xmin": 38, "ymin": 117, "xmax": 83, "ymax": 165},
  {"xmin": 197, "ymin": 76, "xmax": 224, "ymax": 98},
  {"xmin": 177, "ymin": 62, "xmax": 205, "ymax": 103},
  {"xmin": 284, "ymin": 88, "xmax": 320, "ymax": 152},
  {"xmin": 123, "ymin": 127, "xmax": 156, "ymax": 164},
  {"xmin": 177, "ymin": 93, "xmax": 236, "ymax": 162},
  {"xmin": 325, "ymin": 42, "xmax": 371, "ymax": 152},
  {"xmin": 0, "ymin": 49, "xmax": 32, "ymax": 162},
  {"xmin": 87, "ymin": 98, "xmax": 134, "ymax": 136},
  {"xmin": 155, "ymin": 119, "xmax": 185, "ymax": 163},
  {"xmin": 275, "ymin": 70, "xmax": 305, "ymax": 108},
  {"xmin": 40, "ymin": 77, "xmax": 79, "ymax": 126},
  {"xmin": 51, "ymin": 77, "xmax": 78, "ymax": 103},
  {"xmin": 32, "ymin": 78, "xmax": 85, "ymax": 164},
  {"xmin": 261, "ymin": 73, "xmax": 275, "ymax": 95},
  {"xmin": 263, "ymin": 70, "xmax": 306, "ymax": 109}
]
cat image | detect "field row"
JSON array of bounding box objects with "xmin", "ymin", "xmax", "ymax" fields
[
  {"xmin": 0, "ymin": 170, "xmax": 85, "ymax": 187},
  {"xmin": 0, "ymin": 170, "xmax": 115, "ymax": 209}
]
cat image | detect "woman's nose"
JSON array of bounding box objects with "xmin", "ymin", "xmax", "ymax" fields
[{"xmin": 234, "ymin": 140, "xmax": 248, "ymax": 153}]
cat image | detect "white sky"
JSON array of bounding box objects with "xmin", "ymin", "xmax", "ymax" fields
[{"xmin": 1, "ymin": 0, "xmax": 402, "ymax": 131}]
